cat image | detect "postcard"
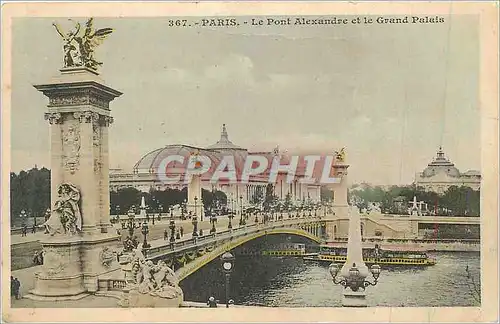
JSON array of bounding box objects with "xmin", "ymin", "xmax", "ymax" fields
[{"xmin": 1, "ymin": 1, "xmax": 498, "ymax": 323}]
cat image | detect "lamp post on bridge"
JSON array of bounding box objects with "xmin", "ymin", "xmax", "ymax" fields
[
  {"xmin": 141, "ymin": 221, "xmax": 150, "ymax": 249},
  {"xmin": 194, "ymin": 196, "xmax": 199, "ymax": 220},
  {"xmin": 192, "ymin": 216, "xmax": 198, "ymax": 238},
  {"xmin": 220, "ymin": 251, "xmax": 235, "ymax": 308},
  {"xmin": 228, "ymin": 211, "xmax": 234, "ymax": 230},
  {"xmin": 169, "ymin": 219, "xmax": 176, "ymax": 247},
  {"xmin": 210, "ymin": 213, "xmax": 217, "ymax": 234},
  {"xmin": 44, "ymin": 207, "xmax": 51, "ymax": 234},
  {"xmin": 123, "ymin": 208, "xmax": 140, "ymax": 252},
  {"xmin": 328, "ymin": 206, "xmax": 381, "ymax": 306}
]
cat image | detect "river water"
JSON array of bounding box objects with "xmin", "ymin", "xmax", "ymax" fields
[{"xmin": 180, "ymin": 251, "xmax": 480, "ymax": 307}]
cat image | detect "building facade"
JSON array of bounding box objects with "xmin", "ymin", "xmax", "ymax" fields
[
  {"xmin": 414, "ymin": 147, "xmax": 481, "ymax": 193},
  {"xmin": 109, "ymin": 125, "xmax": 322, "ymax": 205}
]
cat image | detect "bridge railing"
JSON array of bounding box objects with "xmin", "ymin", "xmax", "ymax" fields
[{"xmin": 145, "ymin": 217, "xmax": 324, "ymax": 259}]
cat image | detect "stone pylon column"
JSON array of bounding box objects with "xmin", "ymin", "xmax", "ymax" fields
[
  {"xmin": 26, "ymin": 67, "xmax": 122, "ymax": 300},
  {"xmin": 340, "ymin": 206, "xmax": 370, "ymax": 307},
  {"xmin": 187, "ymin": 174, "xmax": 204, "ymax": 221},
  {"xmin": 331, "ymin": 159, "xmax": 349, "ymax": 217}
]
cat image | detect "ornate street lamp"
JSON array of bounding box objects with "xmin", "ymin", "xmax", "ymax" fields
[
  {"xmin": 220, "ymin": 251, "xmax": 235, "ymax": 308},
  {"xmin": 210, "ymin": 214, "xmax": 217, "ymax": 234},
  {"xmin": 141, "ymin": 221, "xmax": 150, "ymax": 249},
  {"xmin": 329, "ymin": 263, "xmax": 380, "ymax": 291},
  {"xmin": 122, "ymin": 209, "xmax": 140, "ymax": 252},
  {"xmin": 43, "ymin": 207, "xmax": 51, "ymax": 234},
  {"xmin": 329, "ymin": 205, "xmax": 381, "ymax": 306},
  {"xmin": 181, "ymin": 201, "xmax": 186, "ymax": 220},
  {"xmin": 192, "ymin": 216, "xmax": 198, "ymax": 238},
  {"xmin": 228, "ymin": 211, "xmax": 234, "ymax": 230},
  {"xmin": 239, "ymin": 210, "xmax": 246, "ymax": 226},
  {"xmin": 169, "ymin": 219, "xmax": 176, "ymax": 244},
  {"xmin": 239, "ymin": 195, "xmax": 243, "ymax": 219},
  {"xmin": 194, "ymin": 196, "xmax": 199, "ymax": 218}
]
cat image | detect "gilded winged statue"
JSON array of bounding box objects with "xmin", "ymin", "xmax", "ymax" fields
[
  {"xmin": 53, "ymin": 18, "xmax": 114, "ymax": 70},
  {"xmin": 334, "ymin": 147, "xmax": 346, "ymax": 162}
]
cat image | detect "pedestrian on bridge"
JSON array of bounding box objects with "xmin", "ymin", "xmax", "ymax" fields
[
  {"xmin": 21, "ymin": 224, "xmax": 27, "ymax": 237},
  {"xmin": 32, "ymin": 224, "xmax": 36, "ymax": 234},
  {"xmin": 180, "ymin": 226, "xmax": 184, "ymax": 237},
  {"xmin": 164, "ymin": 229, "xmax": 168, "ymax": 241},
  {"xmin": 207, "ymin": 296, "xmax": 218, "ymax": 308}
]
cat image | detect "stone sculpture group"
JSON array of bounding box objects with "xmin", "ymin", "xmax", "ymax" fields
[
  {"xmin": 44, "ymin": 183, "xmax": 82, "ymax": 236},
  {"xmin": 52, "ymin": 18, "xmax": 113, "ymax": 70},
  {"xmin": 129, "ymin": 246, "xmax": 183, "ymax": 299}
]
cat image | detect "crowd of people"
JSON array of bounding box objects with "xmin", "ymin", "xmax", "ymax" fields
[{"xmin": 18, "ymin": 223, "xmax": 38, "ymax": 237}]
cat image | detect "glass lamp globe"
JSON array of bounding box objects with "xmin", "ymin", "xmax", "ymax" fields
[
  {"xmin": 223, "ymin": 262, "xmax": 232, "ymax": 271},
  {"xmin": 329, "ymin": 263, "xmax": 339, "ymax": 278},
  {"xmin": 370, "ymin": 264, "xmax": 381, "ymax": 279}
]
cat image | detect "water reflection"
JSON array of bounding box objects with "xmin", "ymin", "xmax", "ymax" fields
[{"xmin": 180, "ymin": 252, "xmax": 480, "ymax": 307}]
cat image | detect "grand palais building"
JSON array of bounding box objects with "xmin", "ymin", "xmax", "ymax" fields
[{"xmin": 109, "ymin": 125, "xmax": 323, "ymax": 205}]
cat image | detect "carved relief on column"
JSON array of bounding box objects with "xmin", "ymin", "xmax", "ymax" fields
[
  {"xmin": 74, "ymin": 111, "xmax": 100, "ymax": 124},
  {"xmin": 62, "ymin": 121, "xmax": 81, "ymax": 175},
  {"xmin": 93, "ymin": 117, "xmax": 102, "ymax": 173}
]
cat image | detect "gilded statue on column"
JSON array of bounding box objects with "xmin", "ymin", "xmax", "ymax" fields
[
  {"xmin": 334, "ymin": 147, "xmax": 346, "ymax": 162},
  {"xmin": 52, "ymin": 18, "xmax": 114, "ymax": 70}
]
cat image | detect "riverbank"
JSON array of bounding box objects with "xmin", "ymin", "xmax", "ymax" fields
[{"xmin": 326, "ymin": 239, "xmax": 480, "ymax": 252}]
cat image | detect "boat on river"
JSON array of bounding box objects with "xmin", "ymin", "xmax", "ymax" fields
[{"xmin": 304, "ymin": 242, "xmax": 437, "ymax": 266}]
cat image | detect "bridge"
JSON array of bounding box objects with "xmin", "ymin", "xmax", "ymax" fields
[{"xmin": 142, "ymin": 216, "xmax": 326, "ymax": 281}]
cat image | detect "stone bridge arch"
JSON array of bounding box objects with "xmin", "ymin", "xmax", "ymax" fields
[{"xmin": 168, "ymin": 228, "xmax": 323, "ymax": 282}]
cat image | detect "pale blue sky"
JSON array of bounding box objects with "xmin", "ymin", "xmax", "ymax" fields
[{"xmin": 11, "ymin": 16, "xmax": 480, "ymax": 184}]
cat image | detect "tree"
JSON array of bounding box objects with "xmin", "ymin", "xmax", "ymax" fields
[
  {"xmin": 263, "ymin": 184, "xmax": 277, "ymax": 211},
  {"xmin": 284, "ymin": 193, "xmax": 292, "ymax": 209},
  {"xmin": 10, "ymin": 167, "xmax": 51, "ymax": 225},
  {"xmin": 110, "ymin": 187, "xmax": 142, "ymax": 213},
  {"xmin": 250, "ymin": 186, "xmax": 264, "ymax": 205},
  {"xmin": 349, "ymin": 184, "xmax": 479, "ymax": 216},
  {"xmin": 202, "ymin": 189, "xmax": 227, "ymax": 208}
]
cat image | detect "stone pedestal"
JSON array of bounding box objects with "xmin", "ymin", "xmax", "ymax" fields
[
  {"xmin": 342, "ymin": 289, "xmax": 367, "ymax": 307},
  {"xmin": 26, "ymin": 67, "xmax": 122, "ymax": 300},
  {"xmin": 126, "ymin": 290, "xmax": 183, "ymax": 308}
]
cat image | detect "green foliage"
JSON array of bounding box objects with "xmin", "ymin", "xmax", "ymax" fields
[
  {"xmin": 350, "ymin": 184, "xmax": 480, "ymax": 216},
  {"xmin": 110, "ymin": 187, "xmax": 143, "ymax": 213},
  {"xmin": 250, "ymin": 186, "xmax": 264, "ymax": 205},
  {"xmin": 284, "ymin": 193, "xmax": 292, "ymax": 209},
  {"xmin": 263, "ymin": 184, "xmax": 278, "ymax": 211},
  {"xmin": 10, "ymin": 167, "xmax": 51, "ymax": 225},
  {"xmin": 110, "ymin": 187, "xmax": 227, "ymax": 214},
  {"xmin": 202, "ymin": 189, "xmax": 227, "ymax": 208}
]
